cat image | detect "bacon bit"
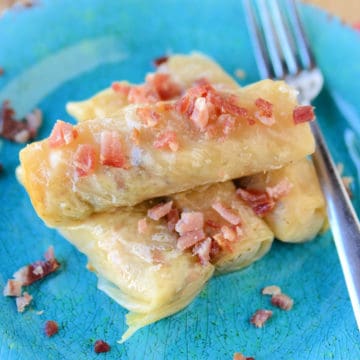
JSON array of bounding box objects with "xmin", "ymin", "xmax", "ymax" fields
[
  {"xmin": 262, "ymin": 285, "xmax": 282, "ymax": 296},
  {"xmin": 190, "ymin": 97, "xmax": 209, "ymax": 130},
  {"xmin": 254, "ymin": 98, "xmax": 275, "ymax": 126},
  {"xmin": 175, "ymin": 93, "xmax": 196, "ymax": 117},
  {"xmin": 236, "ymin": 188, "xmax": 275, "ymax": 217},
  {"xmin": 266, "ymin": 179, "xmax": 293, "ymax": 200},
  {"xmin": 211, "ymin": 202, "xmax": 241, "ymax": 225},
  {"xmin": 128, "ymin": 85, "xmax": 159, "ymax": 104},
  {"xmin": 250, "ymin": 309, "xmax": 273, "ymax": 328},
  {"xmin": 218, "ymin": 114, "xmax": 236, "ymax": 136},
  {"xmin": 44, "ymin": 320, "xmax": 59, "ymax": 337},
  {"xmin": 0, "ymin": 101, "xmax": 42, "ymax": 143},
  {"xmin": 213, "ymin": 232, "xmax": 233, "ymax": 252},
  {"xmin": 209, "ymin": 239, "xmax": 221, "ymax": 259},
  {"xmin": 167, "ymin": 208, "xmax": 179, "ymax": 232},
  {"xmin": 153, "ymin": 55, "xmax": 169, "ymax": 67},
  {"xmin": 153, "ymin": 131, "xmax": 179, "ymax": 152},
  {"xmin": 205, "ymin": 219, "xmax": 221, "ymax": 229},
  {"xmin": 13, "ymin": 251, "xmax": 60, "ymax": 286},
  {"xmin": 100, "ymin": 130, "xmax": 126, "ymax": 168},
  {"xmin": 136, "ymin": 107, "xmax": 160, "ymax": 127},
  {"xmin": 137, "ymin": 217, "xmax": 148, "ymax": 234},
  {"xmin": 221, "ymin": 96, "xmax": 248, "ymax": 118},
  {"xmin": 271, "ymin": 293, "xmax": 294, "ymax": 310},
  {"xmin": 3, "ymin": 279, "xmax": 22, "ymax": 297},
  {"xmin": 193, "ymin": 237, "xmax": 212, "ymax": 265},
  {"xmin": 147, "ymin": 201, "xmax": 173, "ymax": 221},
  {"xmin": 16, "ymin": 292, "xmax": 33, "ymax": 313},
  {"xmin": 0, "ymin": 68, "xmax": 4, "ymax": 76},
  {"xmin": 146, "ymin": 73, "xmax": 182, "ymax": 101},
  {"xmin": 175, "ymin": 211, "xmax": 204, "ymax": 235},
  {"xmin": 73, "ymin": 144, "xmax": 97, "ymax": 177},
  {"xmin": 48, "ymin": 120, "xmax": 78, "ymax": 148},
  {"xmin": 111, "ymin": 82, "xmax": 131, "ymax": 96},
  {"xmin": 233, "ymin": 353, "xmax": 255, "ymax": 360},
  {"xmin": 293, "ymin": 105, "xmax": 315, "ymax": 124},
  {"xmin": 94, "ymin": 340, "xmax": 110, "ymax": 354},
  {"xmin": 177, "ymin": 229, "xmax": 206, "ymax": 251},
  {"xmin": 221, "ymin": 225, "xmax": 237, "ymax": 242}
]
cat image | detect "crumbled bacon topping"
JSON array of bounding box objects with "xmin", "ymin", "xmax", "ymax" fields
[
  {"xmin": 0, "ymin": 101, "xmax": 42, "ymax": 143},
  {"xmin": 250, "ymin": 309, "xmax": 273, "ymax": 328},
  {"xmin": 44, "ymin": 320, "xmax": 59, "ymax": 337},
  {"xmin": 73, "ymin": 144, "xmax": 97, "ymax": 177},
  {"xmin": 3, "ymin": 279, "xmax": 22, "ymax": 297},
  {"xmin": 167, "ymin": 208, "xmax": 180, "ymax": 232},
  {"xmin": 266, "ymin": 179, "xmax": 293, "ymax": 200},
  {"xmin": 211, "ymin": 202, "xmax": 241, "ymax": 225},
  {"xmin": 16, "ymin": 292, "xmax": 33, "ymax": 313},
  {"xmin": 94, "ymin": 340, "xmax": 111, "ymax": 354},
  {"xmin": 111, "ymin": 82, "xmax": 131, "ymax": 96},
  {"xmin": 175, "ymin": 211, "xmax": 204, "ymax": 235},
  {"xmin": 136, "ymin": 107, "xmax": 160, "ymax": 127},
  {"xmin": 147, "ymin": 201, "xmax": 173, "ymax": 221},
  {"xmin": 48, "ymin": 120, "xmax": 78, "ymax": 148},
  {"xmin": 192, "ymin": 237, "xmax": 212, "ymax": 265},
  {"xmin": 0, "ymin": 68, "xmax": 4, "ymax": 76},
  {"xmin": 254, "ymin": 97, "xmax": 275, "ymax": 126},
  {"xmin": 100, "ymin": 130, "xmax": 126, "ymax": 168},
  {"xmin": 137, "ymin": 217, "xmax": 148, "ymax": 234},
  {"xmin": 146, "ymin": 73, "xmax": 182, "ymax": 101},
  {"xmin": 236, "ymin": 188, "xmax": 275, "ymax": 217},
  {"xmin": 233, "ymin": 353, "xmax": 255, "ymax": 360},
  {"xmin": 13, "ymin": 246, "xmax": 60, "ymax": 286},
  {"xmin": 262, "ymin": 285, "xmax": 281, "ymax": 296},
  {"xmin": 220, "ymin": 225, "xmax": 238, "ymax": 242},
  {"xmin": 177, "ymin": 229, "xmax": 206, "ymax": 251},
  {"xmin": 153, "ymin": 131, "xmax": 179, "ymax": 152},
  {"xmin": 293, "ymin": 105, "xmax": 315, "ymax": 124},
  {"xmin": 153, "ymin": 55, "xmax": 169, "ymax": 67},
  {"xmin": 190, "ymin": 97, "xmax": 209, "ymax": 130},
  {"xmin": 271, "ymin": 293, "xmax": 294, "ymax": 310}
]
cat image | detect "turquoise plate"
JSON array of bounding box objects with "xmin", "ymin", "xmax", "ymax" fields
[{"xmin": 1, "ymin": 1, "xmax": 360, "ymax": 359}]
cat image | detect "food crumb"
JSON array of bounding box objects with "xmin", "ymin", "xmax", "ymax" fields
[
  {"xmin": 261, "ymin": 285, "xmax": 281, "ymax": 296},
  {"xmin": 233, "ymin": 352, "xmax": 255, "ymax": 360},
  {"xmin": 0, "ymin": 67, "xmax": 4, "ymax": 76},
  {"xmin": 250, "ymin": 309, "xmax": 273, "ymax": 328},
  {"xmin": 44, "ymin": 320, "xmax": 59, "ymax": 337},
  {"xmin": 271, "ymin": 293, "xmax": 294, "ymax": 311},
  {"xmin": 15, "ymin": 292, "xmax": 32, "ymax": 313},
  {"xmin": 94, "ymin": 339, "xmax": 110, "ymax": 353}
]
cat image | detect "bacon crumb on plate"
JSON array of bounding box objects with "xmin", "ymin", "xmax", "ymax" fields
[
  {"xmin": 211, "ymin": 202, "xmax": 241, "ymax": 225},
  {"xmin": 250, "ymin": 309, "xmax": 273, "ymax": 328},
  {"xmin": 262, "ymin": 285, "xmax": 282, "ymax": 296},
  {"xmin": 16, "ymin": 292, "xmax": 32, "ymax": 313},
  {"xmin": 175, "ymin": 211, "xmax": 204, "ymax": 235},
  {"xmin": 236, "ymin": 188, "xmax": 275, "ymax": 217},
  {"xmin": 192, "ymin": 237, "xmax": 212, "ymax": 265},
  {"xmin": 177, "ymin": 229, "xmax": 206, "ymax": 251},
  {"xmin": 233, "ymin": 353, "xmax": 255, "ymax": 360},
  {"xmin": 147, "ymin": 201, "xmax": 173, "ymax": 221},
  {"xmin": 271, "ymin": 293, "xmax": 294, "ymax": 311},
  {"xmin": 153, "ymin": 55, "xmax": 169, "ymax": 67},
  {"xmin": 3, "ymin": 279, "xmax": 22, "ymax": 297},
  {"xmin": 44, "ymin": 320, "xmax": 59, "ymax": 337},
  {"xmin": 94, "ymin": 340, "xmax": 111, "ymax": 354},
  {"xmin": 153, "ymin": 131, "xmax": 179, "ymax": 152}
]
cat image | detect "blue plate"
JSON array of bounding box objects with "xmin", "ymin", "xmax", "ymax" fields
[{"xmin": 1, "ymin": 1, "xmax": 360, "ymax": 359}]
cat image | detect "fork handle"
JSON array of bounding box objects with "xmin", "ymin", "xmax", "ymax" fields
[{"xmin": 310, "ymin": 120, "xmax": 360, "ymax": 330}]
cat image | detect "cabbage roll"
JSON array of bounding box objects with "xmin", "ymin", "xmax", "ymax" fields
[
  {"xmin": 59, "ymin": 181, "xmax": 273, "ymax": 341},
  {"xmin": 20, "ymin": 79, "xmax": 315, "ymax": 226},
  {"xmin": 237, "ymin": 158, "xmax": 326, "ymax": 243},
  {"xmin": 66, "ymin": 53, "xmax": 239, "ymax": 122}
]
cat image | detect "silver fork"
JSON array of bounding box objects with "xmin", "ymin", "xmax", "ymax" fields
[{"xmin": 244, "ymin": 0, "xmax": 360, "ymax": 330}]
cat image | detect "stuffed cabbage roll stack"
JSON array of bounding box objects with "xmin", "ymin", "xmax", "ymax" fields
[
  {"xmin": 20, "ymin": 79, "xmax": 315, "ymax": 226},
  {"xmin": 59, "ymin": 181, "xmax": 273, "ymax": 341},
  {"xmin": 236, "ymin": 158, "xmax": 326, "ymax": 243}
]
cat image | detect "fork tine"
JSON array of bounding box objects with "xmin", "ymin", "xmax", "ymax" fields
[
  {"xmin": 285, "ymin": 0, "xmax": 316, "ymax": 70},
  {"xmin": 269, "ymin": 0, "xmax": 300, "ymax": 75},
  {"xmin": 256, "ymin": 0, "xmax": 285, "ymax": 78},
  {"xmin": 243, "ymin": 0, "xmax": 273, "ymax": 79}
]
